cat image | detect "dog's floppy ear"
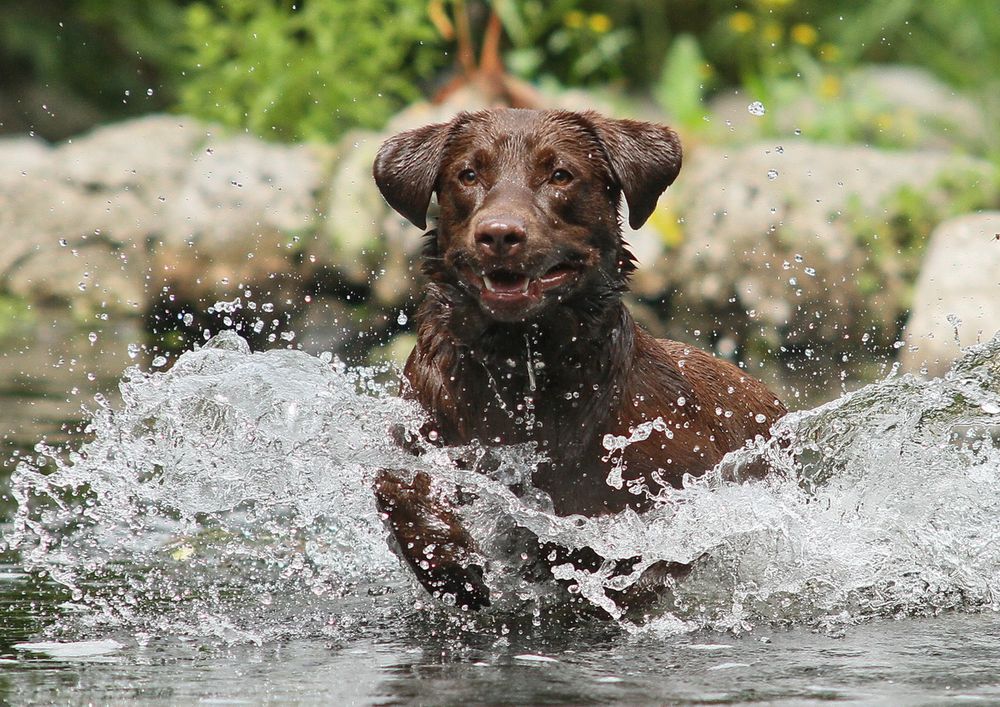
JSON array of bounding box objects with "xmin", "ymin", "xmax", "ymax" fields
[
  {"xmin": 585, "ymin": 114, "xmax": 682, "ymax": 229},
  {"xmin": 373, "ymin": 119, "xmax": 455, "ymax": 230}
]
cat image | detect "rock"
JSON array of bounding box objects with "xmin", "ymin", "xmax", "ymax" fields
[
  {"xmin": 157, "ymin": 134, "xmax": 326, "ymax": 262},
  {"xmin": 56, "ymin": 114, "xmax": 211, "ymax": 196},
  {"xmin": 0, "ymin": 136, "xmax": 52, "ymax": 178},
  {"xmin": 650, "ymin": 140, "xmax": 998, "ymax": 353},
  {"xmin": 2, "ymin": 115, "xmax": 335, "ymax": 313},
  {"xmin": 314, "ymin": 130, "xmax": 403, "ymax": 287},
  {"xmin": 0, "ymin": 117, "xmax": 213, "ymax": 311},
  {"xmin": 7, "ymin": 239, "xmax": 148, "ymax": 314},
  {"xmin": 0, "ymin": 178, "xmax": 152, "ymax": 311},
  {"xmin": 900, "ymin": 213, "xmax": 1000, "ymax": 376}
]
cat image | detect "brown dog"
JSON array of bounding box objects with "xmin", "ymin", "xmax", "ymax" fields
[{"xmin": 372, "ymin": 109, "xmax": 785, "ymax": 613}]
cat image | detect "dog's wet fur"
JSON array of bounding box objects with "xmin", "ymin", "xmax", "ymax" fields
[{"xmin": 372, "ymin": 109, "xmax": 786, "ymax": 615}]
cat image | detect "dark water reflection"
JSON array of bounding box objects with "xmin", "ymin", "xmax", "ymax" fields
[{"xmin": 4, "ymin": 312, "xmax": 1000, "ymax": 705}]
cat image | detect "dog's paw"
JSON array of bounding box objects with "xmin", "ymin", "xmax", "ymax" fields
[{"xmin": 374, "ymin": 469, "xmax": 491, "ymax": 609}]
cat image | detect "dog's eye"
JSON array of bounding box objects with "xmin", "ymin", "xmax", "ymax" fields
[
  {"xmin": 458, "ymin": 169, "xmax": 477, "ymax": 186},
  {"xmin": 550, "ymin": 169, "xmax": 573, "ymax": 186}
]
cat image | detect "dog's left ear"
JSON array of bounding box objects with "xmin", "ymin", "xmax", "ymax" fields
[
  {"xmin": 373, "ymin": 119, "xmax": 455, "ymax": 230},
  {"xmin": 585, "ymin": 114, "xmax": 682, "ymax": 229}
]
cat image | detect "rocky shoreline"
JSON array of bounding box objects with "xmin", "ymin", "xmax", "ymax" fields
[{"xmin": 2, "ymin": 68, "xmax": 998, "ymax": 391}]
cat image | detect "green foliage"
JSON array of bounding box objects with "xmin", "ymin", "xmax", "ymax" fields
[
  {"xmin": 849, "ymin": 167, "xmax": 1000, "ymax": 299},
  {"xmin": 0, "ymin": 296, "xmax": 35, "ymax": 342},
  {"xmin": 174, "ymin": 0, "xmax": 449, "ymax": 142},
  {"xmin": 0, "ymin": 0, "xmax": 183, "ymax": 137},
  {"xmin": 2, "ymin": 0, "xmax": 999, "ymax": 147},
  {"xmin": 497, "ymin": 1, "xmax": 633, "ymax": 85},
  {"xmin": 653, "ymin": 35, "xmax": 712, "ymax": 131}
]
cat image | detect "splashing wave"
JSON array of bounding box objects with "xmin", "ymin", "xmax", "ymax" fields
[{"xmin": 8, "ymin": 331, "xmax": 1000, "ymax": 640}]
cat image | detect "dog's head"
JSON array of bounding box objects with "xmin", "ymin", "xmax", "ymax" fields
[{"xmin": 374, "ymin": 109, "xmax": 681, "ymax": 323}]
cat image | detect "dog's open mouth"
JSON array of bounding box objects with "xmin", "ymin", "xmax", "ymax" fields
[{"xmin": 467, "ymin": 264, "xmax": 580, "ymax": 307}]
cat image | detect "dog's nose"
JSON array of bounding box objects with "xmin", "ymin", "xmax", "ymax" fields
[{"xmin": 475, "ymin": 218, "xmax": 526, "ymax": 258}]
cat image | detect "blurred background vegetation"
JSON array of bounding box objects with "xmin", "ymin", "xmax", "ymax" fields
[{"xmin": 3, "ymin": 0, "xmax": 999, "ymax": 147}]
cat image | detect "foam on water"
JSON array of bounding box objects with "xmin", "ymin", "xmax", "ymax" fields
[{"xmin": 7, "ymin": 331, "xmax": 1000, "ymax": 642}]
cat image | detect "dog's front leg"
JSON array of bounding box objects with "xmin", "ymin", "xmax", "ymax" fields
[{"xmin": 373, "ymin": 469, "xmax": 491, "ymax": 609}]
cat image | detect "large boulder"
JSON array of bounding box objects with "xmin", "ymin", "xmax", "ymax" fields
[
  {"xmin": 0, "ymin": 117, "xmax": 213, "ymax": 313},
  {"xmin": 153, "ymin": 133, "xmax": 331, "ymax": 302},
  {"xmin": 638, "ymin": 140, "xmax": 998, "ymax": 359},
  {"xmin": 900, "ymin": 213, "xmax": 1000, "ymax": 376},
  {"xmin": 0, "ymin": 116, "xmax": 334, "ymax": 314}
]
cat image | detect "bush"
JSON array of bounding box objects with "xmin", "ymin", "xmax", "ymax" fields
[{"xmin": 174, "ymin": 0, "xmax": 450, "ymax": 142}]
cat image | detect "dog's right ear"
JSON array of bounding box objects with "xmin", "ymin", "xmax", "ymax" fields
[{"xmin": 373, "ymin": 120, "xmax": 454, "ymax": 230}]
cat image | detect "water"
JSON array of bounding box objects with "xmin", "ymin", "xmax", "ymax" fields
[{"xmin": 2, "ymin": 329, "xmax": 1000, "ymax": 703}]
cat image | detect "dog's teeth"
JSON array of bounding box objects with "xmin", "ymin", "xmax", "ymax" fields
[
  {"xmin": 483, "ymin": 276, "xmax": 496, "ymax": 293},
  {"xmin": 520, "ymin": 279, "xmax": 530, "ymax": 294}
]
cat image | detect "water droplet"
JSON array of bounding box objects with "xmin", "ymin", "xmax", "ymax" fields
[
  {"xmin": 182, "ymin": 313, "xmax": 194, "ymax": 326},
  {"xmin": 146, "ymin": 88, "xmax": 154, "ymax": 96},
  {"xmin": 755, "ymin": 413, "xmax": 768, "ymax": 424},
  {"xmin": 747, "ymin": 101, "xmax": 766, "ymax": 117},
  {"xmin": 127, "ymin": 343, "xmax": 141, "ymax": 359},
  {"xmin": 151, "ymin": 356, "xmax": 168, "ymax": 367},
  {"xmin": 88, "ymin": 332, "xmax": 98, "ymax": 344},
  {"xmin": 767, "ymin": 169, "xmax": 778, "ymax": 180},
  {"xmin": 397, "ymin": 311, "xmax": 408, "ymax": 326}
]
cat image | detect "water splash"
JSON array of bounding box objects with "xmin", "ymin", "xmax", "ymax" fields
[{"xmin": 7, "ymin": 331, "xmax": 1000, "ymax": 642}]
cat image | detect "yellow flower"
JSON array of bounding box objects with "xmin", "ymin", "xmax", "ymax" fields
[
  {"xmin": 648, "ymin": 206, "xmax": 684, "ymax": 249},
  {"xmin": 763, "ymin": 22, "xmax": 783, "ymax": 43},
  {"xmin": 728, "ymin": 11, "xmax": 755, "ymax": 34},
  {"xmin": 819, "ymin": 74, "xmax": 842, "ymax": 99},
  {"xmin": 790, "ymin": 23, "xmax": 818, "ymax": 46},
  {"xmin": 819, "ymin": 42, "xmax": 841, "ymax": 62},
  {"xmin": 588, "ymin": 13, "xmax": 612, "ymax": 34},
  {"xmin": 565, "ymin": 10, "xmax": 585, "ymax": 29}
]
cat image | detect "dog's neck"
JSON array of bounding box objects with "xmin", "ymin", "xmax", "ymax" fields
[
  {"xmin": 411, "ymin": 280, "xmax": 638, "ymax": 438},
  {"xmin": 425, "ymin": 282, "xmax": 632, "ymax": 377}
]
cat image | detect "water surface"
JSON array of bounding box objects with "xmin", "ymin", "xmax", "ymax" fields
[{"xmin": 2, "ymin": 322, "xmax": 1000, "ymax": 704}]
